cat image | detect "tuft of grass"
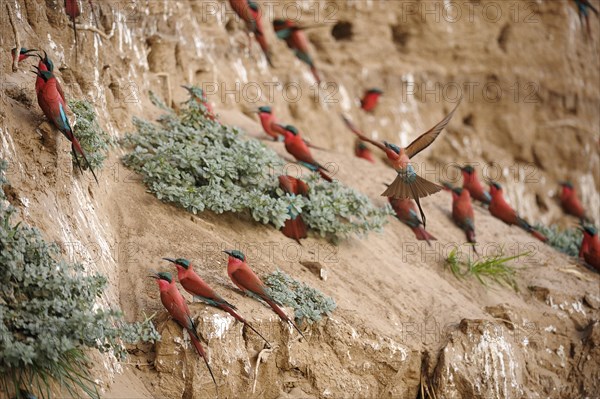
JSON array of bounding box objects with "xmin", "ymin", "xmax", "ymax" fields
[
  {"xmin": 263, "ymin": 270, "xmax": 336, "ymax": 324},
  {"xmin": 445, "ymin": 248, "xmax": 529, "ymax": 291},
  {"xmin": 69, "ymin": 100, "xmax": 113, "ymax": 171},
  {"xmin": 122, "ymin": 87, "xmax": 391, "ymax": 241},
  {"xmin": 534, "ymin": 223, "xmax": 582, "ymax": 257},
  {"xmin": 0, "ymin": 160, "xmax": 159, "ymax": 399}
]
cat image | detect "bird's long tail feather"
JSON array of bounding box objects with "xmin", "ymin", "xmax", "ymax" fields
[
  {"xmin": 71, "ymin": 139, "xmax": 99, "ymax": 185},
  {"xmin": 219, "ymin": 304, "xmax": 271, "ymax": 347},
  {"xmin": 265, "ymin": 298, "xmax": 306, "ymax": 339},
  {"xmin": 190, "ymin": 336, "xmax": 219, "ymax": 397},
  {"xmin": 318, "ymin": 169, "xmax": 333, "ymax": 182},
  {"xmin": 411, "ymin": 226, "xmax": 436, "ymax": 246}
]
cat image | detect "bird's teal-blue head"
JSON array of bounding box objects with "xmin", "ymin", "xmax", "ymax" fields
[
  {"xmin": 583, "ymin": 225, "xmax": 597, "ymax": 236},
  {"xmin": 461, "ymin": 165, "xmax": 475, "ymax": 174},
  {"xmin": 223, "ymin": 250, "xmax": 245, "ymax": 261},
  {"xmin": 384, "ymin": 141, "xmax": 401, "ymax": 154},
  {"xmin": 559, "ymin": 181, "xmax": 573, "ymax": 189},
  {"xmin": 163, "ymin": 257, "xmax": 190, "ymax": 269},
  {"xmin": 248, "ymin": 0, "xmax": 259, "ymax": 12},
  {"xmin": 258, "ymin": 106, "xmax": 272, "ymax": 114},
  {"xmin": 367, "ymin": 88, "xmax": 383, "ymax": 95},
  {"xmin": 285, "ymin": 125, "xmax": 299, "ymax": 135},
  {"xmin": 150, "ymin": 271, "xmax": 172, "ymax": 283}
]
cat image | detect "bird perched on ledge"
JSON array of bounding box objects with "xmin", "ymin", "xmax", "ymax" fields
[
  {"xmin": 558, "ymin": 181, "xmax": 588, "ymax": 221},
  {"xmin": 278, "ymin": 175, "xmax": 310, "ymax": 243},
  {"xmin": 360, "ymin": 88, "xmax": 383, "ymax": 113},
  {"xmin": 281, "ymin": 125, "xmax": 333, "ymax": 182},
  {"xmin": 457, "ymin": 165, "xmax": 491, "ymax": 205},
  {"xmin": 34, "ymin": 69, "xmax": 99, "ymax": 184},
  {"xmin": 579, "ymin": 225, "xmax": 600, "ymax": 272},
  {"xmin": 149, "ymin": 272, "xmax": 218, "ymax": 393},
  {"xmin": 488, "ymin": 182, "xmax": 547, "ymax": 242},
  {"xmin": 388, "ymin": 195, "xmax": 436, "ymax": 245},
  {"xmin": 341, "ymin": 99, "xmax": 461, "ymax": 227},
  {"xmin": 444, "ymin": 183, "xmax": 477, "ymax": 253},
  {"xmin": 224, "ymin": 250, "xmax": 306, "ymax": 338},
  {"xmin": 163, "ymin": 257, "xmax": 270, "ymax": 346}
]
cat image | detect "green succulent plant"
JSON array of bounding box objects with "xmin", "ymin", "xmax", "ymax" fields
[
  {"xmin": 122, "ymin": 87, "xmax": 392, "ymax": 241},
  {"xmin": 0, "ymin": 160, "xmax": 159, "ymax": 399}
]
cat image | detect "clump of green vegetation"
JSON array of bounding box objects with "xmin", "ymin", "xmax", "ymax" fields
[
  {"xmin": 69, "ymin": 100, "xmax": 112, "ymax": 171},
  {"xmin": 445, "ymin": 248, "xmax": 529, "ymax": 291},
  {"xmin": 263, "ymin": 270, "xmax": 336, "ymax": 324},
  {"xmin": 0, "ymin": 160, "xmax": 159, "ymax": 399},
  {"xmin": 534, "ymin": 223, "xmax": 582, "ymax": 257},
  {"xmin": 121, "ymin": 88, "xmax": 391, "ymax": 240}
]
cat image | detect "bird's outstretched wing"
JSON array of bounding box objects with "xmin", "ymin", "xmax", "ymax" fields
[
  {"xmin": 405, "ymin": 98, "xmax": 462, "ymax": 159},
  {"xmin": 340, "ymin": 114, "xmax": 387, "ymax": 152}
]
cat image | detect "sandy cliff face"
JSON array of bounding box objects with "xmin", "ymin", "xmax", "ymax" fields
[{"xmin": 1, "ymin": 0, "xmax": 599, "ymax": 398}]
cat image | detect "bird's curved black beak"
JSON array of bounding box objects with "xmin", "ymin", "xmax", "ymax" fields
[
  {"xmin": 223, "ymin": 250, "xmax": 233, "ymax": 256},
  {"xmin": 162, "ymin": 257, "xmax": 176, "ymax": 263},
  {"xmin": 24, "ymin": 48, "xmax": 38, "ymax": 54}
]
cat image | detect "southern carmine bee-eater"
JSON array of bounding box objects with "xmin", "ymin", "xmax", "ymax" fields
[
  {"xmin": 34, "ymin": 69, "xmax": 99, "ymax": 184},
  {"xmin": 456, "ymin": 165, "xmax": 491, "ymax": 205},
  {"xmin": 341, "ymin": 99, "xmax": 461, "ymax": 227},
  {"xmin": 355, "ymin": 139, "xmax": 375, "ymax": 163},
  {"xmin": 35, "ymin": 51, "xmax": 65, "ymax": 102},
  {"xmin": 273, "ymin": 19, "xmax": 321, "ymax": 84},
  {"xmin": 229, "ymin": 0, "xmax": 273, "ymax": 66},
  {"xmin": 488, "ymin": 182, "xmax": 547, "ymax": 242},
  {"xmin": 247, "ymin": 0, "xmax": 274, "ymax": 67},
  {"xmin": 223, "ymin": 250, "xmax": 306, "ymax": 338},
  {"xmin": 162, "ymin": 257, "xmax": 271, "ymax": 346},
  {"xmin": 182, "ymin": 85, "xmax": 216, "ymax": 120},
  {"xmin": 257, "ymin": 106, "xmax": 286, "ymax": 141},
  {"xmin": 278, "ymin": 175, "xmax": 309, "ymax": 243},
  {"xmin": 559, "ymin": 181, "xmax": 588, "ymax": 221},
  {"xmin": 574, "ymin": 0, "xmax": 599, "ymax": 38},
  {"xmin": 444, "ymin": 184, "xmax": 477, "ymax": 252},
  {"xmin": 149, "ymin": 272, "xmax": 218, "ymax": 393},
  {"xmin": 281, "ymin": 125, "xmax": 333, "ymax": 182},
  {"xmin": 360, "ymin": 88, "xmax": 383, "ymax": 113},
  {"xmin": 579, "ymin": 225, "xmax": 600, "ymax": 272},
  {"xmin": 11, "ymin": 48, "xmax": 37, "ymax": 65},
  {"xmin": 387, "ymin": 194, "xmax": 436, "ymax": 245},
  {"xmin": 64, "ymin": 0, "xmax": 81, "ymax": 62}
]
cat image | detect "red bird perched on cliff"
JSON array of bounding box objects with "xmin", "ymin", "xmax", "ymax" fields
[
  {"xmin": 182, "ymin": 85, "xmax": 216, "ymax": 120},
  {"xmin": 11, "ymin": 47, "xmax": 37, "ymax": 65},
  {"xmin": 35, "ymin": 69, "xmax": 98, "ymax": 184},
  {"xmin": 64, "ymin": 0, "xmax": 81, "ymax": 61},
  {"xmin": 457, "ymin": 165, "xmax": 491, "ymax": 205},
  {"xmin": 341, "ymin": 99, "xmax": 461, "ymax": 227},
  {"xmin": 388, "ymin": 196, "xmax": 436, "ymax": 245},
  {"xmin": 149, "ymin": 272, "xmax": 218, "ymax": 392},
  {"xmin": 224, "ymin": 250, "xmax": 306, "ymax": 338},
  {"xmin": 247, "ymin": 0, "xmax": 273, "ymax": 67},
  {"xmin": 35, "ymin": 51, "xmax": 65, "ymax": 102},
  {"xmin": 579, "ymin": 225, "xmax": 600, "ymax": 272},
  {"xmin": 444, "ymin": 184, "xmax": 477, "ymax": 252},
  {"xmin": 163, "ymin": 257, "xmax": 270, "ymax": 346},
  {"xmin": 355, "ymin": 139, "xmax": 375, "ymax": 163},
  {"xmin": 559, "ymin": 181, "xmax": 587, "ymax": 220},
  {"xmin": 281, "ymin": 125, "xmax": 333, "ymax": 182},
  {"xmin": 228, "ymin": 0, "xmax": 273, "ymax": 66},
  {"xmin": 488, "ymin": 182, "xmax": 547, "ymax": 242},
  {"xmin": 278, "ymin": 175, "xmax": 309, "ymax": 243},
  {"xmin": 257, "ymin": 106, "xmax": 286, "ymax": 141},
  {"xmin": 273, "ymin": 19, "xmax": 321, "ymax": 84},
  {"xmin": 360, "ymin": 88, "xmax": 383, "ymax": 113}
]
